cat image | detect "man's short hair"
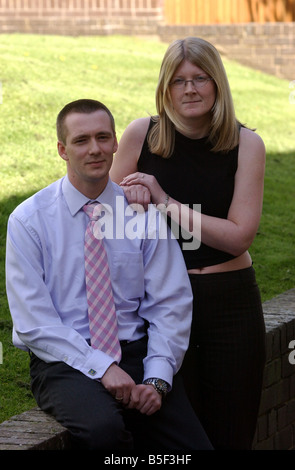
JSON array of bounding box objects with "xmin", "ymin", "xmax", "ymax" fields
[{"xmin": 56, "ymin": 99, "xmax": 116, "ymax": 144}]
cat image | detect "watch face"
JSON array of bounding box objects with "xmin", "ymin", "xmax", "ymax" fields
[
  {"xmin": 144, "ymin": 378, "xmax": 168, "ymax": 395},
  {"xmin": 155, "ymin": 378, "xmax": 168, "ymax": 393}
]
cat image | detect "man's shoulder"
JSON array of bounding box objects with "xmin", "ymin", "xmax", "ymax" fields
[
  {"xmin": 110, "ymin": 180, "xmax": 125, "ymax": 197},
  {"xmin": 10, "ymin": 178, "xmax": 64, "ymax": 222},
  {"xmin": 109, "ymin": 180, "xmax": 131, "ymax": 209}
]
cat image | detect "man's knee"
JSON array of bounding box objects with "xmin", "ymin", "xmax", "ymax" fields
[{"xmin": 70, "ymin": 411, "xmax": 133, "ymax": 450}]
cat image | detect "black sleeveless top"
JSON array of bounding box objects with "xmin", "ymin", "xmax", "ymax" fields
[{"xmin": 138, "ymin": 119, "xmax": 239, "ymax": 269}]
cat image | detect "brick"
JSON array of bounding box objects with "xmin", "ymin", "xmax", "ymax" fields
[
  {"xmin": 263, "ymin": 358, "xmax": 281, "ymax": 387},
  {"xmin": 278, "ymin": 404, "xmax": 289, "ymax": 430},
  {"xmin": 252, "ymin": 435, "xmax": 274, "ymax": 450},
  {"xmin": 259, "ymin": 385, "xmax": 278, "ymax": 414},
  {"xmin": 277, "ymin": 377, "xmax": 291, "ymax": 404},
  {"xmin": 256, "ymin": 413, "xmax": 268, "ymax": 441},
  {"xmin": 266, "ymin": 327, "xmax": 281, "ymax": 361},
  {"xmin": 259, "ymin": 378, "xmax": 290, "ymax": 415},
  {"xmin": 286, "ymin": 320, "xmax": 295, "ymax": 349},
  {"xmin": 274, "ymin": 425, "xmax": 293, "ymax": 450},
  {"xmin": 287, "ymin": 400, "xmax": 295, "ymax": 426},
  {"xmin": 268, "ymin": 408, "xmax": 278, "ymax": 436},
  {"xmin": 278, "ymin": 400, "xmax": 295, "ymax": 432},
  {"xmin": 290, "ymin": 375, "xmax": 295, "ymax": 397},
  {"xmin": 282, "ymin": 351, "xmax": 295, "ymax": 378},
  {"xmin": 0, "ymin": 408, "xmax": 70, "ymax": 450}
]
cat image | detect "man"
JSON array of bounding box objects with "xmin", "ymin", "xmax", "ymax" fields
[{"xmin": 6, "ymin": 99, "xmax": 212, "ymax": 450}]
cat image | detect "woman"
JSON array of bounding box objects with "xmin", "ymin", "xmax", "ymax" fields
[{"xmin": 110, "ymin": 37, "xmax": 266, "ymax": 450}]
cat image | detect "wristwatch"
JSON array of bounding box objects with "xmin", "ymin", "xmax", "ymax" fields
[{"xmin": 143, "ymin": 378, "xmax": 169, "ymax": 397}]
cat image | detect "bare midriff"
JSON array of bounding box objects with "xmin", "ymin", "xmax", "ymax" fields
[{"xmin": 187, "ymin": 251, "xmax": 252, "ymax": 274}]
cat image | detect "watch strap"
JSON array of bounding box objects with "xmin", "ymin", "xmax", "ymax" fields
[{"xmin": 143, "ymin": 377, "xmax": 169, "ymax": 396}]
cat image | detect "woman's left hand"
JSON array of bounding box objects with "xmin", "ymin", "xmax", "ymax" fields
[{"xmin": 120, "ymin": 172, "xmax": 167, "ymax": 207}]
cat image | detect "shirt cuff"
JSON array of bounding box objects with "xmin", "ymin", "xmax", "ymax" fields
[
  {"xmin": 143, "ymin": 358, "xmax": 174, "ymax": 390},
  {"xmin": 78, "ymin": 348, "xmax": 116, "ymax": 380}
]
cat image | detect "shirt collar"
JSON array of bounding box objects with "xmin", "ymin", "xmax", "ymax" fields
[{"xmin": 62, "ymin": 175, "xmax": 116, "ymax": 216}]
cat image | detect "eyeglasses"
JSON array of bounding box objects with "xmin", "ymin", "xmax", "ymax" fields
[{"xmin": 169, "ymin": 76, "xmax": 214, "ymax": 89}]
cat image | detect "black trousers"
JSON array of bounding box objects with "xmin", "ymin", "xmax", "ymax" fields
[
  {"xmin": 30, "ymin": 336, "xmax": 213, "ymax": 451},
  {"xmin": 181, "ymin": 266, "xmax": 266, "ymax": 450}
]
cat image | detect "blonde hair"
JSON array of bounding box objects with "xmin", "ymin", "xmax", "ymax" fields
[{"xmin": 148, "ymin": 37, "xmax": 241, "ymax": 158}]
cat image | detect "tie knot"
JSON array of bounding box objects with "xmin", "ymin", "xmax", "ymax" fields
[{"xmin": 83, "ymin": 202, "xmax": 101, "ymax": 221}]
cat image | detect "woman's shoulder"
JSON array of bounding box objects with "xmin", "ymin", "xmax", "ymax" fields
[
  {"xmin": 239, "ymin": 126, "xmax": 265, "ymax": 152},
  {"xmin": 238, "ymin": 126, "xmax": 266, "ymax": 166},
  {"xmin": 122, "ymin": 116, "xmax": 151, "ymax": 142},
  {"xmin": 117, "ymin": 116, "xmax": 152, "ymax": 159},
  {"xmin": 111, "ymin": 117, "xmax": 152, "ymax": 182}
]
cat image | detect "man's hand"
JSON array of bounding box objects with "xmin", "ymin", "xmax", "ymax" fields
[
  {"xmin": 101, "ymin": 363, "xmax": 135, "ymax": 406},
  {"xmin": 127, "ymin": 384, "xmax": 162, "ymax": 415},
  {"xmin": 121, "ymin": 173, "xmax": 166, "ymax": 207},
  {"xmin": 120, "ymin": 184, "xmax": 151, "ymax": 212}
]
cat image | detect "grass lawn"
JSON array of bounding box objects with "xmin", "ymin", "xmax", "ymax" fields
[{"xmin": 0, "ymin": 34, "xmax": 294, "ymax": 423}]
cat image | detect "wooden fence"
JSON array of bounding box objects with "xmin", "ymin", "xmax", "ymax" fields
[{"xmin": 164, "ymin": 0, "xmax": 295, "ymax": 24}]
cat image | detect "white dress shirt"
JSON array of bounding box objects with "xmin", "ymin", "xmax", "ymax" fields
[{"xmin": 6, "ymin": 176, "xmax": 193, "ymax": 387}]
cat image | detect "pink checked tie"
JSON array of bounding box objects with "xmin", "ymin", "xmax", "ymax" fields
[{"xmin": 83, "ymin": 202, "xmax": 121, "ymax": 363}]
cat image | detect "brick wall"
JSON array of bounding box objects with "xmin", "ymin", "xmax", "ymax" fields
[
  {"xmin": 159, "ymin": 23, "xmax": 295, "ymax": 81},
  {"xmin": 253, "ymin": 289, "xmax": 295, "ymax": 450},
  {"xmin": 0, "ymin": 0, "xmax": 164, "ymax": 36},
  {"xmin": 0, "ymin": 1, "xmax": 294, "ymax": 80}
]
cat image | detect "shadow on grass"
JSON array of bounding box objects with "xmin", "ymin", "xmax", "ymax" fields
[
  {"xmin": 0, "ymin": 190, "xmax": 45, "ymax": 422},
  {"xmin": 0, "ymin": 190, "xmax": 41, "ymax": 321},
  {"xmin": 0, "ymin": 190, "xmax": 38, "ymax": 222},
  {"xmin": 0, "ymin": 189, "xmax": 40, "ymax": 244},
  {"xmin": 248, "ymin": 149, "xmax": 295, "ymax": 301}
]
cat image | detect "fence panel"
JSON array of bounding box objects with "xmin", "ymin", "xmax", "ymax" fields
[{"xmin": 164, "ymin": 0, "xmax": 295, "ymax": 24}]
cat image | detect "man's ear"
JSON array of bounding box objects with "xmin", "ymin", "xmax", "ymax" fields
[
  {"xmin": 113, "ymin": 135, "xmax": 119, "ymax": 154},
  {"xmin": 57, "ymin": 141, "xmax": 68, "ymax": 161}
]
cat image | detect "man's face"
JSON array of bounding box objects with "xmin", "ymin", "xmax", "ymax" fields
[{"xmin": 58, "ymin": 110, "xmax": 118, "ymax": 196}]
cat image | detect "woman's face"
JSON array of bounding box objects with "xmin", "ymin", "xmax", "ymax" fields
[{"xmin": 168, "ymin": 59, "xmax": 216, "ymax": 129}]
